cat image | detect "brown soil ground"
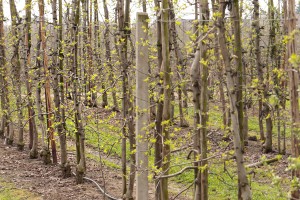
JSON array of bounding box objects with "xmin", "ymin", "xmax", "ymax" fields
[
  {"xmin": 0, "ymin": 139, "xmax": 121, "ymax": 200},
  {"xmin": 0, "ymin": 136, "xmax": 190, "ymax": 200}
]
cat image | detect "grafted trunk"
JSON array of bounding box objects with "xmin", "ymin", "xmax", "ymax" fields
[
  {"xmin": 39, "ymin": 0, "xmax": 57, "ymax": 163},
  {"xmin": 35, "ymin": 25, "xmax": 50, "ymax": 164},
  {"xmin": 52, "ymin": 0, "xmax": 70, "ymax": 177},
  {"xmin": 71, "ymin": 0, "xmax": 86, "ymax": 184}
]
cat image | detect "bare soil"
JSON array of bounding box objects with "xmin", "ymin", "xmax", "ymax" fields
[{"xmin": 0, "ymin": 138, "xmax": 123, "ymax": 200}]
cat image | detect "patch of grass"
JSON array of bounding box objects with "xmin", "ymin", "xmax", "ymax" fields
[
  {"xmin": 65, "ymin": 101, "xmax": 290, "ymax": 199},
  {"xmin": 86, "ymin": 153, "xmax": 120, "ymax": 169},
  {"xmin": 169, "ymin": 157, "xmax": 288, "ymax": 199},
  {"xmin": 0, "ymin": 177, "xmax": 41, "ymax": 200},
  {"xmin": 66, "ymin": 117, "xmax": 130, "ymax": 159}
]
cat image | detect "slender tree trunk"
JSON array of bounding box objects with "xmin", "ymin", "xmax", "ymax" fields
[
  {"xmin": 211, "ymin": 0, "xmax": 227, "ymax": 129},
  {"xmin": 160, "ymin": 0, "xmax": 171, "ymax": 198},
  {"xmin": 39, "ymin": 0, "xmax": 57, "ymax": 163},
  {"xmin": 103, "ymin": 0, "xmax": 118, "ymax": 110},
  {"xmin": 217, "ymin": 1, "xmax": 251, "ymax": 199},
  {"xmin": 252, "ymin": 0, "xmax": 265, "ymax": 141},
  {"xmin": 24, "ymin": 0, "xmax": 35, "ymax": 151},
  {"xmin": 287, "ymin": 0, "xmax": 300, "ymax": 198},
  {"xmin": 231, "ymin": 0, "xmax": 245, "ymax": 148},
  {"xmin": 52, "ymin": 0, "xmax": 71, "ymax": 177},
  {"xmin": 24, "ymin": 0, "xmax": 38, "ymax": 158},
  {"xmin": 0, "ymin": 0, "xmax": 9, "ymax": 140},
  {"xmin": 71, "ymin": 0, "xmax": 86, "ymax": 184},
  {"xmin": 9, "ymin": 0, "xmax": 24, "ymax": 150},
  {"xmin": 36, "ymin": 27, "xmax": 51, "ymax": 164},
  {"xmin": 263, "ymin": 0, "xmax": 276, "ymax": 153},
  {"xmin": 193, "ymin": 1, "xmax": 209, "ymax": 199},
  {"xmin": 191, "ymin": 40, "xmax": 201, "ymax": 200},
  {"xmin": 192, "ymin": 0, "xmax": 201, "ymax": 197},
  {"xmin": 169, "ymin": 0, "xmax": 189, "ymax": 128},
  {"xmin": 199, "ymin": 2, "xmax": 209, "ymax": 198},
  {"xmin": 153, "ymin": 0, "xmax": 163, "ymax": 199},
  {"xmin": 117, "ymin": 0, "xmax": 131, "ymax": 197}
]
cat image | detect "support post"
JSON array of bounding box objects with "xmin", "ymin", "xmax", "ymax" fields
[{"xmin": 136, "ymin": 12, "xmax": 149, "ymax": 200}]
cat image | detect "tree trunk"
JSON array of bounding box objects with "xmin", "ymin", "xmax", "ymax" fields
[
  {"xmin": 169, "ymin": 0, "xmax": 189, "ymax": 128},
  {"xmin": 117, "ymin": 0, "xmax": 131, "ymax": 197},
  {"xmin": 231, "ymin": 0, "xmax": 245, "ymax": 149},
  {"xmin": 70, "ymin": 0, "xmax": 86, "ymax": 184},
  {"xmin": 24, "ymin": 0, "xmax": 39, "ymax": 158},
  {"xmin": 0, "ymin": 0, "xmax": 9, "ymax": 140},
  {"xmin": 287, "ymin": 0, "xmax": 300, "ymax": 198},
  {"xmin": 263, "ymin": 0, "xmax": 276, "ymax": 153},
  {"xmin": 253, "ymin": 0, "xmax": 265, "ymax": 142},
  {"xmin": 103, "ymin": 0, "xmax": 118, "ymax": 110},
  {"xmin": 154, "ymin": 1, "xmax": 163, "ymax": 199},
  {"xmin": 38, "ymin": 0, "xmax": 57, "ymax": 164},
  {"xmin": 192, "ymin": 0, "xmax": 201, "ymax": 197},
  {"xmin": 35, "ymin": 23, "xmax": 50, "ymax": 164},
  {"xmin": 217, "ymin": 1, "xmax": 251, "ymax": 199},
  {"xmin": 52, "ymin": 0, "xmax": 71, "ymax": 177},
  {"xmin": 160, "ymin": 0, "xmax": 171, "ymax": 198},
  {"xmin": 9, "ymin": 0, "xmax": 24, "ymax": 150},
  {"xmin": 193, "ymin": 1, "xmax": 209, "ymax": 199}
]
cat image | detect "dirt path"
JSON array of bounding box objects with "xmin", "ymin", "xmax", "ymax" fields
[{"xmin": 0, "ymin": 138, "xmax": 125, "ymax": 200}]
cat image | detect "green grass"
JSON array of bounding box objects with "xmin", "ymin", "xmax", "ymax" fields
[
  {"xmin": 167, "ymin": 157, "xmax": 288, "ymax": 199},
  {"xmin": 86, "ymin": 153, "xmax": 121, "ymax": 169},
  {"xmin": 0, "ymin": 177, "xmax": 40, "ymax": 200},
  {"xmin": 64, "ymin": 100, "xmax": 290, "ymax": 199}
]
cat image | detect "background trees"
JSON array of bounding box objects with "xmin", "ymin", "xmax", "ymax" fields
[{"xmin": 0, "ymin": 0, "xmax": 299, "ymax": 199}]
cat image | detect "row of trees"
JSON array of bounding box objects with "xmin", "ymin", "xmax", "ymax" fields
[{"xmin": 0, "ymin": 0, "xmax": 299, "ymax": 199}]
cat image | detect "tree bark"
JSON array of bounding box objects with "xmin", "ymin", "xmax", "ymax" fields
[
  {"xmin": 39, "ymin": 0, "xmax": 57, "ymax": 163},
  {"xmin": 154, "ymin": 1, "xmax": 163, "ymax": 199},
  {"xmin": 160, "ymin": 0, "xmax": 171, "ymax": 198},
  {"xmin": 0, "ymin": 0, "xmax": 9, "ymax": 141},
  {"xmin": 252, "ymin": 0, "xmax": 264, "ymax": 141},
  {"xmin": 52, "ymin": 0, "xmax": 71, "ymax": 177},
  {"xmin": 286, "ymin": 0, "xmax": 300, "ymax": 198},
  {"xmin": 9, "ymin": 0, "xmax": 24, "ymax": 150},
  {"xmin": 169, "ymin": 0, "xmax": 189, "ymax": 128},
  {"xmin": 231, "ymin": 0, "xmax": 245, "ymax": 148},
  {"xmin": 263, "ymin": 0, "xmax": 276, "ymax": 153},
  {"xmin": 217, "ymin": 1, "xmax": 251, "ymax": 199},
  {"xmin": 103, "ymin": 0, "xmax": 118, "ymax": 110},
  {"xmin": 24, "ymin": 0, "xmax": 39, "ymax": 158}
]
